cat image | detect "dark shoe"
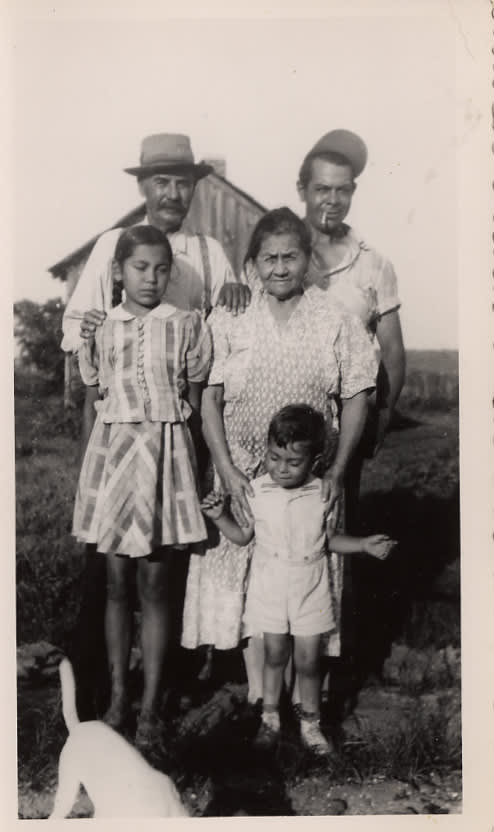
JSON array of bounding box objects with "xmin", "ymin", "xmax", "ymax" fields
[
  {"xmin": 102, "ymin": 697, "xmax": 129, "ymax": 731},
  {"xmin": 252, "ymin": 715, "xmax": 280, "ymax": 751},
  {"xmin": 135, "ymin": 712, "xmax": 166, "ymax": 755}
]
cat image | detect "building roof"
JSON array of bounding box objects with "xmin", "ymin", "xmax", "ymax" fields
[{"xmin": 48, "ymin": 171, "xmax": 266, "ymax": 279}]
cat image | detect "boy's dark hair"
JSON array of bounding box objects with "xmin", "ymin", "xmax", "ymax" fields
[
  {"xmin": 268, "ymin": 404, "xmax": 326, "ymax": 458},
  {"xmin": 243, "ymin": 206, "xmax": 312, "ymax": 266}
]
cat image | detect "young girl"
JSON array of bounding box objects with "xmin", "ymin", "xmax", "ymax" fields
[
  {"xmin": 72, "ymin": 225, "xmax": 212, "ymax": 751},
  {"xmin": 201, "ymin": 404, "xmax": 396, "ymax": 756}
]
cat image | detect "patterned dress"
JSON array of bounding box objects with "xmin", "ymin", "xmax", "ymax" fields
[
  {"xmin": 181, "ymin": 284, "xmax": 377, "ymax": 651},
  {"xmin": 73, "ymin": 303, "xmax": 212, "ymax": 557}
]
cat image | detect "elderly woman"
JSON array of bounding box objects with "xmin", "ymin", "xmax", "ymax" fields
[
  {"xmin": 297, "ymin": 129, "xmax": 406, "ymax": 528},
  {"xmin": 181, "ymin": 207, "xmax": 377, "ymax": 747}
]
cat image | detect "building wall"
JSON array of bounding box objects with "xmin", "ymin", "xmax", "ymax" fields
[{"xmin": 183, "ymin": 177, "xmax": 264, "ymax": 276}]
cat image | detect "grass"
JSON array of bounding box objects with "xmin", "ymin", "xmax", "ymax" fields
[{"xmin": 15, "ymin": 366, "xmax": 461, "ymax": 816}]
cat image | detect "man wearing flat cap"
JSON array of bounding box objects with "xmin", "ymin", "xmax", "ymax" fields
[
  {"xmin": 297, "ymin": 129, "xmax": 406, "ymax": 700},
  {"xmin": 297, "ymin": 129, "xmax": 406, "ymax": 524}
]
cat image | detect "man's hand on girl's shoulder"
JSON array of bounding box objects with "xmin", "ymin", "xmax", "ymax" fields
[
  {"xmin": 80, "ymin": 309, "xmax": 107, "ymax": 340},
  {"xmin": 216, "ymin": 283, "xmax": 251, "ymax": 316}
]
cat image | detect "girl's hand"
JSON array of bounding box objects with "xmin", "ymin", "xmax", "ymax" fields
[
  {"xmin": 200, "ymin": 492, "xmax": 225, "ymax": 520},
  {"xmin": 219, "ymin": 464, "xmax": 254, "ymax": 527},
  {"xmin": 80, "ymin": 309, "xmax": 107, "ymax": 340},
  {"xmin": 362, "ymin": 534, "xmax": 398, "ymax": 561}
]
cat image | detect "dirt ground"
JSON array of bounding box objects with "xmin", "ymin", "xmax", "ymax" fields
[{"xmin": 16, "ymin": 404, "xmax": 461, "ymax": 818}]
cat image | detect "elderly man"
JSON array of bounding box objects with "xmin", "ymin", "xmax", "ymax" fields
[
  {"xmin": 297, "ymin": 129, "xmax": 405, "ymax": 527},
  {"xmin": 65, "ymin": 133, "xmax": 248, "ymax": 723}
]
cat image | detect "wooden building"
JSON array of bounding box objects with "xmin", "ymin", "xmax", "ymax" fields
[{"xmin": 49, "ymin": 161, "xmax": 266, "ymax": 306}]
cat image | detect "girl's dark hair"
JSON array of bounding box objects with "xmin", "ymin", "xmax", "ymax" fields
[
  {"xmin": 268, "ymin": 404, "xmax": 326, "ymax": 458},
  {"xmin": 112, "ymin": 225, "xmax": 173, "ymax": 307},
  {"xmin": 298, "ymin": 150, "xmax": 355, "ymax": 189},
  {"xmin": 114, "ymin": 224, "xmax": 173, "ymax": 267},
  {"xmin": 243, "ymin": 207, "xmax": 312, "ymax": 266}
]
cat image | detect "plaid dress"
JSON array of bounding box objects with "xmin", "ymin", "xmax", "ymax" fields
[{"xmin": 72, "ymin": 303, "xmax": 211, "ymax": 557}]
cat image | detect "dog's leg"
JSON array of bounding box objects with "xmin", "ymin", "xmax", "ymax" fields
[{"xmin": 48, "ymin": 747, "xmax": 81, "ymax": 819}]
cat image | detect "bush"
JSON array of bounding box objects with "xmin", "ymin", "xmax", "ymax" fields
[{"xmin": 14, "ymin": 298, "xmax": 65, "ymax": 390}]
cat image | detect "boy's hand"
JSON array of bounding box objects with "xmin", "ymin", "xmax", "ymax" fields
[
  {"xmin": 200, "ymin": 491, "xmax": 225, "ymax": 520},
  {"xmin": 362, "ymin": 534, "xmax": 397, "ymax": 560}
]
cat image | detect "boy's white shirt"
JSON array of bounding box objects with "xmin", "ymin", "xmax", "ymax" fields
[{"xmin": 247, "ymin": 473, "xmax": 332, "ymax": 562}]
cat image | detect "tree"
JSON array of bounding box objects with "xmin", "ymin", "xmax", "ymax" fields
[{"xmin": 14, "ymin": 298, "xmax": 65, "ymax": 387}]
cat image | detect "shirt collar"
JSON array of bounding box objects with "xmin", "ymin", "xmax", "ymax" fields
[
  {"xmin": 142, "ymin": 216, "xmax": 190, "ymax": 255},
  {"xmin": 108, "ymin": 302, "xmax": 178, "ymax": 321},
  {"xmin": 259, "ymin": 473, "xmax": 319, "ymax": 493}
]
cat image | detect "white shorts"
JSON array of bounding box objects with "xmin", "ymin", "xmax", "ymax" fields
[{"xmin": 244, "ymin": 552, "xmax": 334, "ymax": 637}]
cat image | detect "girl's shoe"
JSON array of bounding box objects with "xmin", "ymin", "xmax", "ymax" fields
[
  {"xmin": 102, "ymin": 697, "xmax": 129, "ymax": 731},
  {"xmin": 135, "ymin": 712, "xmax": 166, "ymax": 755},
  {"xmin": 300, "ymin": 717, "xmax": 335, "ymax": 757}
]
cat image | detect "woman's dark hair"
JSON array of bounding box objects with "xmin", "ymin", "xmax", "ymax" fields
[
  {"xmin": 112, "ymin": 225, "xmax": 173, "ymax": 306},
  {"xmin": 298, "ymin": 150, "xmax": 355, "ymax": 190},
  {"xmin": 243, "ymin": 207, "xmax": 312, "ymax": 266},
  {"xmin": 268, "ymin": 404, "xmax": 326, "ymax": 458}
]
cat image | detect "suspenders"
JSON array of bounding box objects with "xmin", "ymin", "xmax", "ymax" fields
[{"xmin": 198, "ymin": 233, "xmax": 212, "ymax": 318}]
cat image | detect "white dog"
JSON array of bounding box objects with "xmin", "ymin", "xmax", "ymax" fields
[{"xmin": 49, "ymin": 658, "xmax": 189, "ymax": 818}]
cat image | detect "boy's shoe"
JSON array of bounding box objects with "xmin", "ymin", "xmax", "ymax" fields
[
  {"xmin": 300, "ymin": 717, "xmax": 335, "ymax": 757},
  {"xmin": 253, "ymin": 721, "xmax": 280, "ymax": 751},
  {"xmin": 252, "ymin": 710, "xmax": 280, "ymax": 751}
]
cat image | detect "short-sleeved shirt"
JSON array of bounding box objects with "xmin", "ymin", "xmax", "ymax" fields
[
  {"xmin": 78, "ymin": 303, "xmax": 212, "ymax": 423},
  {"xmin": 62, "ymin": 220, "xmax": 236, "ymax": 353},
  {"xmin": 247, "ymin": 473, "xmax": 329, "ymax": 563},
  {"xmin": 304, "ymin": 227, "xmax": 400, "ymax": 335}
]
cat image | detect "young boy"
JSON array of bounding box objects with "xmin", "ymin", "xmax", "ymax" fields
[{"xmin": 200, "ymin": 404, "xmax": 397, "ymax": 756}]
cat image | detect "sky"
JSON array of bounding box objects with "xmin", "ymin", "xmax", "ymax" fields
[{"xmin": 10, "ymin": 1, "xmax": 487, "ymax": 350}]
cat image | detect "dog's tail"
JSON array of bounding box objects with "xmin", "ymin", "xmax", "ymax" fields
[{"xmin": 59, "ymin": 658, "xmax": 80, "ymax": 732}]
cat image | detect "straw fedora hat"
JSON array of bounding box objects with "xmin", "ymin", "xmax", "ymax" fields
[
  {"xmin": 309, "ymin": 129, "xmax": 368, "ymax": 178},
  {"xmin": 124, "ymin": 134, "xmax": 213, "ymax": 180}
]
